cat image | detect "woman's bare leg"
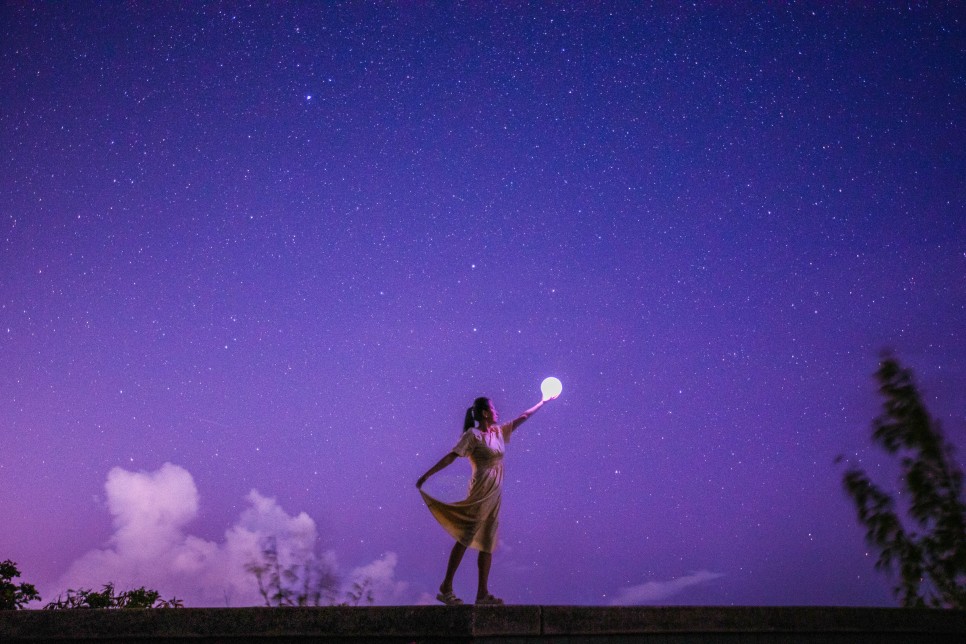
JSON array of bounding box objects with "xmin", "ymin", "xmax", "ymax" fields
[
  {"xmin": 476, "ymin": 551, "xmax": 492, "ymax": 600},
  {"xmin": 440, "ymin": 541, "xmax": 467, "ymax": 594}
]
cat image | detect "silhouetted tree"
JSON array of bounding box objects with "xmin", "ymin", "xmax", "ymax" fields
[
  {"xmin": 245, "ymin": 536, "xmax": 373, "ymax": 606},
  {"xmin": 839, "ymin": 354, "xmax": 966, "ymax": 608},
  {"xmin": 245, "ymin": 536, "xmax": 341, "ymax": 606},
  {"xmin": 0, "ymin": 560, "xmax": 40, "ymax": 609}
]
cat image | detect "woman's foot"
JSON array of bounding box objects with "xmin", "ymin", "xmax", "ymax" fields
[
  {"xmin": 475, "ymin": 593, "xmax": 504, "ymax": 605},
  {"xmin": 436, "ymin": 590, "xmax": 464, "ymax": 605}
]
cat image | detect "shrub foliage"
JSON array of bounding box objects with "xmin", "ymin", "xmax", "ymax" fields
[
  {"xmin": 840, "ymin": 355, "xmax": 966, "ymax": 608},
  {"xmin": 44, "ymin": 583, "xmax": 182, "ymax": 609},
  {"xmin": 0, "ymin": 559, "xmax": 41, "ymax": 610},
  {"xmin": 246, "ymin": 536, "xmax": 373, "ymax": 606}
]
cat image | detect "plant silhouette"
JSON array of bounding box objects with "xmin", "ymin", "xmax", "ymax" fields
[{"xmin": 839, "ymin": 354, "xmax": 966, "ymax": 608}]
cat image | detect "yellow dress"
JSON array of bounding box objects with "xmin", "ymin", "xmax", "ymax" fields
[{"xmin": 420, "ymin": 422, "xmax": 514, "ymax": 553}]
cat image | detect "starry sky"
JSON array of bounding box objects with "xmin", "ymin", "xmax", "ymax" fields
[{"xmin": 2, "ymin": 2, "xmax": 964, "ymax": 607}]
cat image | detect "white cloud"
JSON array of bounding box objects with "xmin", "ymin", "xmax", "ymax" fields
[
  {"xmin": 50, "ymin": 463, "xmax": 405, "ymax": 607},
  {"xmin": 347, "ymin": 552, "xmax": 408, "ymax": 604},
  {"xmin": 609, "ymin": 570, "xmax": 724, "ymax": 605}
]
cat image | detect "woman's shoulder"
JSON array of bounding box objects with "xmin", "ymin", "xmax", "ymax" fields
[
  {"xmin": 453, "ymin": 428, "xmax": 482, "ymax": 456},
  {"xmin": 467, "ymin": 428, "xmax": 497, "ymax": 445}
]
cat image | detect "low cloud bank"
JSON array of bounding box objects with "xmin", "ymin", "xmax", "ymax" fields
[
  {"xmin": 609, "ymin": 570, "xmax": 724, "ymax": 605},
  {"xmin": 51, "ymin": 463, "xmax": 406, "ymax": 606}
]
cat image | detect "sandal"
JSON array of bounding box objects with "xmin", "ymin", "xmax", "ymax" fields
[
  {"xmin": 475, "ymin": 593, "xmax": 504, "ymax": 605},
  {"xmin": 436, "ymin": 591, "xmax": 464, "ymax": 606}
]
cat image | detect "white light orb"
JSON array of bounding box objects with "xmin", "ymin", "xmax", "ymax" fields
[{"xmin": 540, "ymin": 377, "xmax": 563, "ymax": 400}]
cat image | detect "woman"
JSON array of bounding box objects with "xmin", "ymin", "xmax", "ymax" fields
[{"xmin": 416, "ymin": 393, "xmax": 556, "ymax": 605}]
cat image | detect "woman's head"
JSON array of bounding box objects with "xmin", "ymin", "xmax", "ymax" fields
[{"xmin": 463, "ymin": 397, "xmax": 496, "ymax": 431}]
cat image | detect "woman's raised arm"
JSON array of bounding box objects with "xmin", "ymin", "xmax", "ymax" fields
[{"xmin": 509, "ymin": 398, "xmax": 550, "ymax": 432}]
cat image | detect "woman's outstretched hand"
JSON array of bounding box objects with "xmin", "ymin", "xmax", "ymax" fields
[{"xmin": 540, "ymin": 377, "xmax": 563, "ymax": 401}]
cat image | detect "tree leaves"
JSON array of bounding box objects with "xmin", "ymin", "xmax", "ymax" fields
[
  {"xmin": 0, "ymin": 559, "xmax": 41, "ymax": 610},
  {"xmin": 245, "ymin": 536, "xmax": 374, "ymax": 607},
  {"xmin": 43, "ymin": 583, "xmax": 183, "ymax": 609},
  {"xmin": 840, "ymin": 354, "xmax": 966, "ymax": 609}
]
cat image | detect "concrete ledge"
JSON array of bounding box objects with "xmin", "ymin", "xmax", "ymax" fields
[
  {"xmin": 1, "ymin": 606, "xmax": 964, "ymax": 642},
  {"xmin": 542, "ymin": 605, "xmax": 966, "ymax": 636}
]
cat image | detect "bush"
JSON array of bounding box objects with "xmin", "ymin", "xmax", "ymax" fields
[
  {"xmin": 44, "ymin": 583, "xmax": 182, "ymax": 609},
  {"xmin": 0, "ymin": 559, "xmax": 41, "ymax": 610}
]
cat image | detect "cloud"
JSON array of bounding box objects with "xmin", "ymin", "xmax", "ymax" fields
[
  {"xmin": 609, "ymin": 570, "xmax": 724, "ymax": 605},
  {"xmin": 51, "ymin": 463, "xmax": 405, "ymax": 607},
  {"xmin": 347, "ymin": 552, "xmax": 408, "ymax": 604}
]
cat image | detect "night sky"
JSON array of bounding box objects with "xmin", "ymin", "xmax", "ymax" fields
[{"xmin": 2, "ymin": 3, "xmax": 964, "ymax": 607}]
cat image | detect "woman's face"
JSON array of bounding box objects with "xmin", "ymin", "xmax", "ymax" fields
[{"xmin": 482, "ymin": 401, "xmax": 498, "ymax": 424}]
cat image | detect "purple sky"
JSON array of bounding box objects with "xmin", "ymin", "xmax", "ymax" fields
[{"xmin": 2, "ymin": 3, "xmax": 964, "ymax": 607}]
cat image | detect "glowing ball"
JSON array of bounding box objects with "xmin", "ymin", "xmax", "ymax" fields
[{"xmin": 540, "ymin": 377, "xmax": 562, "ymax": 400}]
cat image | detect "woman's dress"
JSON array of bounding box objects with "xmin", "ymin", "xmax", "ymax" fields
[{"xmin": 419, "ymin": 422, "xmax": 514, "ymax": 553}]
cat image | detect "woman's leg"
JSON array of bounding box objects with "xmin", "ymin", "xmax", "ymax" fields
[
  {"xmin": 476, "ymin": 550, "xmax": 492, "ymax": 600},
  {"xmin": 440, "ymin": 541, "xmax": 468, "ymax": 593}
]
